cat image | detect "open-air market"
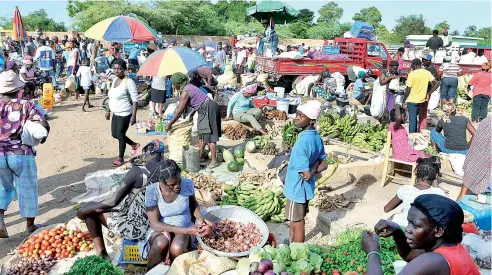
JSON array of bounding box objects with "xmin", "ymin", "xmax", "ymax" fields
[{"xmin": 0, "ymin": 0, "xmax": 491, "ymax": 274}]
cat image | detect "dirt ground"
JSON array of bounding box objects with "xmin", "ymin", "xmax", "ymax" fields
[{"xmin": 0, "ymin": 96, "xmax": 464, "ymax": 267}]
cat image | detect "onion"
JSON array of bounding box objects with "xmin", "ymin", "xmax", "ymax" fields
[
  {"xmin": 281, "ymin": 272, "xmax": 290, "ymax": 275},
  {"xmin": 261, "ymin": 259, "xmax": 273, "ymax": 270},
  {"xmin": 264, "ymin": 271, "xmax": 276, "ymax": 275},
  {"xmin": 257, "ymin": 261, "xmax": 269, "ymax": 273}
]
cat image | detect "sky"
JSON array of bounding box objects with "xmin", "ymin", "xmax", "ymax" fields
[{"xmin": 0, "ymin": 0, "xmax": 491, "ymax": 33}]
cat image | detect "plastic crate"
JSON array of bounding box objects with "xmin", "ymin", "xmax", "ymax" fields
[
  {"xmin": 118, "ymin": 239, "xmax": 147, "ymax": 266},
  {"xmin": 322, "ymin": 46, "xmax": 340, "ymax": 55}
]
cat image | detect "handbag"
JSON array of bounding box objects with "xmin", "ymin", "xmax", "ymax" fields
[{"xmin": 21, "ymin": 121, "xmax": 48, "ymax": 147}]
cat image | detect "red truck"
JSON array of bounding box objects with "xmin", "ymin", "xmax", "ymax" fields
[{"xmin": 256, "ymin": 37, "xmax": 392, "ymax": 81}]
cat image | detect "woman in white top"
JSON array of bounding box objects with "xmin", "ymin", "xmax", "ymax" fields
[
  {"xmin": 76, "ymin": 57, "xmax": 93, "ymax": 111},
  {"xmin": 384, "ymin": 156, "xmax": 447, "ymax": 227},
  {"xmin": 105, "ymin": 59, "xmax": 140, "ymax": 167},
  {"xmin": 66, "ymin": 40, "xmax": 80, "ymax": 77}
]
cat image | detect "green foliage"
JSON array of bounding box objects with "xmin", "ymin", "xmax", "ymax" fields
[
  {"xmin": 463, "ymin": 25, "xmax": 478, "ymax": 37},
  {"xmin": 0, "ymin": 9, "xmax": 66, "ymax": 32},
  {"xmin": 393, "ymin": 14, "xmax": 429, "ymax": 42},
  {"xmin": 450, "ymin": 30, "xmax": 460, "ymax": 36},
  {"xmin": 477, "ymin": 27, "xmax": 491, "ymax": 45},
  {"xmin": 67, "ymin": 0, "xmax": 98, "ymax": 18},
  {"xmin": 317, "ymin": 2, "xmax": 343, "ymax": 23},
  {"xmin": 289, "ymin": 21, "xmax": 311, "ymax": 38},
  {"xmin": 296, "ymin": 9, "xmax": 315, "ymax": 24},
  {"xmin": 352, "ymin": 6, "xmax": 382, "ymax": 29},
  {"xmin": 434, "ymin": 21, "xmax": 450, "ymax": 33},
  {"xmin": 306, "ymin": 22, "xmax": 348, "ymax": 39}
]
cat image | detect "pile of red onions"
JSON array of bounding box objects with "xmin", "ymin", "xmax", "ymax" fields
[{"xmin": 201, "ymin": 219, "xmax": 262, "ymax": 252}]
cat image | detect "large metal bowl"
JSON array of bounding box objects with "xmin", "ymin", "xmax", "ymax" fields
[{"xmin": 197, "ymin": 205, "xmax": 269, "ymax": 258}]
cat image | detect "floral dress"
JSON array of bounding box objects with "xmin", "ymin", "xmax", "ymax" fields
[{"xmin": 389, "ymin": 122, "xmax": 429, "ymax": 162}]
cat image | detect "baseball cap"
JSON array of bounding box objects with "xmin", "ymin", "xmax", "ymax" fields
[{"xmin": 422, "ymin": 54, "xmax": 433, "ymax": 61}]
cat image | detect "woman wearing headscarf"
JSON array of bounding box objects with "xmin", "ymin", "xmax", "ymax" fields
[
  {"xmin": 0, "ymin": 71, "xmax": 50, "ymax": 238},
  {"xmin": 138, "ymin": 159, "xmax": 212, "ymax": 271},
  {"xmin": 166, "ymin": 72, "xmax": 222, "ymax": 168},
  {"xmin": 226, "ymin": 83, "xmax": 267, "ymax": 135},
  {"xmin": 106, "ymin": 59, "xmax": 140, "ymax": 167},
  {"xmin": 468, "ymin": 62, "xmax": 491, "ymax": 122},
  {"xmin": 430, "ymin": 102, "xmax": 475, "ymax": 155},
  {"xmin": 77, "ymin": 140, "xmax": 165, "ymax": 260},
  {"xmin": 457, "ymin": 116, "xmax": 492, "ymax": 201},
  {"xmin": 362, "ymin": 194, "xmax": 479, "ymax": 275}
]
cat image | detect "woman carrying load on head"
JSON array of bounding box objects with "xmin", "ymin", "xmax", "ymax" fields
[
  {"xmin": 362, "ymin": 194, "xmax": 480, "ymax": 275},
  {"xmin": 165, "ymin": 72, "xmax": 222, "ymax": 168},
  {"xmin": 138, "ymin": 159, "xmax": 212, "ymax": 271}
]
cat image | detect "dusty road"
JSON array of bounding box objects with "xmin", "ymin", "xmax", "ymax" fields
[{"xmin": 0, "ymin": 96, "xmax": 153, "ymax": 265}]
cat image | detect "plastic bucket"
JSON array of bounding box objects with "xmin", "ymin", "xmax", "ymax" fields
[
  {"xmin": 274, "ymin": 87, "xmax": 285, "ymax": 98},
  {"xmin": 277, "ymin": 98, "xmax": 290, "ymax": 114}
]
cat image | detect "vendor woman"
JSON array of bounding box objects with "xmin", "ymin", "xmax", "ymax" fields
[
  {"xmin": 166, "ymin": 72, "xmax": 222, "ymax": 168},
  {"xmin": 76, "ymin": 140, "xmax": 165, "ymax": 260},
  {"xmin": 362, "ymin": 194, "xmax": 479, "ymax": 275},
  {"xmin": 138, "ymin": 159, "xmax": 212, "ymax": 272},
  {"xmin": 226, "ymin": 83, "xmax": 267, "ymax": 135}
]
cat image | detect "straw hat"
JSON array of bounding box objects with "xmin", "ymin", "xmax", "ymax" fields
[{"xmin": 0, "ymin": 71, "xmax": 25, "ymax": 94}]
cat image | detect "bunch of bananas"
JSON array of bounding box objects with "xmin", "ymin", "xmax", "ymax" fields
[
  {"xmin": 253, "ymin": 135, "xmax": 270, "ymax": 149},
  {"xmin": 220, "ymin": 183, "xmax": 286, "ymax": 222},
  {"xmin": 282, "ymin": 121, "xmax": 300, "ymax": 149},
  {"xmin": 336, "ymin": 114, "xmax": 360, "ymax": 143},
  {"xmin": 318, "ymin": 115, "xmax": 339, "ymax": 138},
  {"xmin": 352, "ymin": 129, "xmax": 386, "ymax": 151}
]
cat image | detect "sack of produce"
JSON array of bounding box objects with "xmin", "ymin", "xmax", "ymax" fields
[
  {"xmin": 167, "ymin": 119, "xmax": 193, "ymax": 164},
  {"xmin": 168, "ymin": 251, "xmax": 237, "ymax": 275},
  {"xmin": 370, "ymin": 78, "xmax": 387, "ymax": 119},
  {"xmin": 241, "ymin": 74, "xmax": 257, "ymax": 86},
  {"xmin": 427, "ymin": 86, "xmax": 441, "ymax": 110}
]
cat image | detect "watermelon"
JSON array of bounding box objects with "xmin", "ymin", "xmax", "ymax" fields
[
  {"xmin": 222, "ymin": 149, "xmax": 235, "ymax": 164},
  {"xmin": 236, "ymin": 158, "xmax": 244, "ymax": 166},
  {"xmin": 227, "ymin": 161, "xmax": 239, "ymax": 172},
  {"xmin": 245, "ymin": 141, "xmax": 256, "ymax": 153},
  {"xmin": 234, "ymin": 146, "xmax": 245, "ymax": 158}
]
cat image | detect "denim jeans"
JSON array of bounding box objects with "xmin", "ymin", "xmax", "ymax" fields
[
  {"xmin": 472, "ymin": 94, "xmax": 490, "ymax": 121},
  {"xmin": 407, "ymin": 102, "xmax": 427, "ymax": 133},
  {"xmin": 54, "ymin": 59, "xmax": 63, "ymax": 78},
  {"xmin": 440, "ymin": 77, "xmax": 458, "ymax": 99}
]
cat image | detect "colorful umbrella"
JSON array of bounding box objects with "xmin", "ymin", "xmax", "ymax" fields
[
  {"xmin": 12, "ymin": 6, "xmax": 27, "ymax": 42},
  {"xmin": 84, "ymin": 16, "xmax": 157, "ymax": 42},
  {"xmin": 137, "ymin": 47, "xmax": 207, "ymax": 77},
  {"xmin": 246, "ymin": 0, "xmax": 299, "ymax": 24}
]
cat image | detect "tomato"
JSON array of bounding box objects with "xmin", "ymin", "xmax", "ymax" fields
[
  {"xmin": 68, "ymin": 253, "xmax": 74, "ymax": 258},
  {"xmin": 84, "ymin": 247, "xmax": 91, "ymax": 252},
  {"xmin": 41, "ymin": 245, "xmax": 47, "ymax": 251},
  {"xmin": 33, "ymin": 249, "xmax": 39, "ymax": 255},
  {"xmin": 357, "ymin": 266, "xmax": 363, "ymax": 272},
  {"xmin": 42, "ymin": 229, "xmax": 49, "ymax": 235},
  {"xmin": 55, "ymin": 239, "xmax": 62, "ymax": 244},
  {"xmin": 54, "ymin": 235, "xmax": 62, "ymax": 240},
  {"xmin": 34, "ymin": 243, "xmax": 40, "ymax": 249},
  {"xmin": 61, "ymin": 245, "xmax": 66, "ymax": 249},
  {"xmin": 51, "ymin": 243, "xmax": 57, "ymax": 248},
  {"xmin": 22, "ymin": 252, "xmax": 28, "ymax": 257},
  {"xmin": 49, "ymin": 237, "xmax": 55, "ymax": 243},
  {"xmin": 325, "ymin": 258, "xmax": 331, "ymax": 263},
  {"xmin": 43, "ymin": 235, "xmax": 50, "ymax": 241},
  {"xmin": 35, "ymin": 238, "xmax": 42, "ymax": 244},
  {"xmin": 41, "ymin": 240, "xmax": 49, "ymax": 246},
  {"xmin": 45, "ymin": 250, "xmax": 52, "ymax": 256},
  {"xmin": 27, "ymin": 246, "xmax": 34, "ymax": 253},
  {"xmin": 64, "ymin": 236, "xmax": 71, "ymax": 241},
  {"xmin": 18, "ymin": 248, "xmax": 24, "ymax": 254},
  {"xmin": 321, "ymin": 272, "xmax": 327, "ymax": 275},
  {"xmin": 76, "ymin": 233, "xmax": 83, "ymax": 238},
  {"xmin": 72, "ymin": 237, "xmax": 79, "ymax": 243},
  {"xmin": 76, "ymin": 229, "xmax": 81, "ymax": 234},
  {"xmin": 33, "ymin": 253, "xmax": 40, "ymax": 259},
  {"xmin": 49, "ymin": 231, "xmax": 56, "ymax": 237},
  {"xmin": 38, "ymin": 233, "xmax": 45, "ymax": 239}
]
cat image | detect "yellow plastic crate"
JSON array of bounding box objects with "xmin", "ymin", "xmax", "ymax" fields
[{"xmin": 118, "ymin": 240, "xmax": 147, "ymax": 266}]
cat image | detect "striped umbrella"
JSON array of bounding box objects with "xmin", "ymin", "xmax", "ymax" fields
[
  {"xmin": 137, "ymin": 47, "xmax": 207, "ymax": 77},
  {"xmin": 12, "ymin": 6, "xmax": 27, "ymax": 42},
  {"xmin": 84, "ymin": 16, "xmax": 156, "ymax": 42}
]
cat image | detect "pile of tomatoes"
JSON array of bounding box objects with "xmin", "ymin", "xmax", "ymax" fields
[{"xmin": 17, "ymin": 225, "xmax": 93, "ymax": 260}]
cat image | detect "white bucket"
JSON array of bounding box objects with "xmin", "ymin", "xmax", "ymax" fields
[
  {"xmin": 393, "ymin": 260, "xmax": 407, "ymax": 274},
  {"xmin": 277, "ymin": 98, "xmax": 290, "ymax": 114},
  {"xmin": 274, "ymin": 87, "xmax": 285, "ymax": 98}
]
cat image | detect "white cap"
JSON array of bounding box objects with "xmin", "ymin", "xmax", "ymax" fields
[{"xmin": 297, "ymin": 100, "xmax": 322, "ymax": 120}]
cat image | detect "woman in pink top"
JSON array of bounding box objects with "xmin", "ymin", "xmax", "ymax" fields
[
  {"xmin": 468, "ymin": 62, "xmax": 491, "ymax": 122},
  {"xmin": 389, "ymin": 105, "xmax": 429, "ymax": 162}
]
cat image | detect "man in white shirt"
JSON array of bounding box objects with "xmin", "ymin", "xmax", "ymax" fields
[
  {"xmin": 34, "ymin": 39, "xmax": 57, "ymax": 87},
  {"xmin": 236, "ymin": 46, "xmax": 247, "ymax": 74}
]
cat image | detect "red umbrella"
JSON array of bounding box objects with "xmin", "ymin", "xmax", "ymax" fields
[{"xmin": 12, "ymin": 6, "xmax": 28, "ymax": 42}]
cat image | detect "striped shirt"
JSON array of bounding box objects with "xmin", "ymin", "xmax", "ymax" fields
[{"xmin": 439, "ymin": 63, "xmax": 462, "ymax": 78}]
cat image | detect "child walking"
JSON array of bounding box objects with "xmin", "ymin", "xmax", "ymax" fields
[
  {"xmin": 76, "ymin": 58, "xmax": 94, "ymax": 111},
  {"xmin": 283, "ymin": 100, "xmax": 328, "ymax": 243}
]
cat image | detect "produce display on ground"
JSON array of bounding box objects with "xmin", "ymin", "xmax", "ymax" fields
[
  {"xmin": 64, "ymin": 255, "xmax": 124, "ymax": 275},
  {"xmin": 265, "ymin": 124, "xmax": 284, "ymax": 137},
  {"xmin": 262, "ymin": 142, "xmax": 279, "ymax": 155},
  {"xmin": 263, "ymin": 109, "xmax": 288, "ymax": 121},
  {"xmin": 312, "ymin": 193, "xmax": 349, "ymax": 211},
  {"xmin": 244, "ymin": 229, "xmax": 401, "ymax": 275},
  {"xmin": 282, "ymin": 121, "xmax": 301, "ymax": 149},
  {"xmin": 6, "ymin": 257, "xmax": 57, "ymax": 275},
  {"xmin": 223, "ymin": 146, "xmax": 246, "ymax": 172},
  {"xmin": 224, "ymin": 124, "xmax": 257, "ymax": 140},
  {"xmin": 221, "ymin": 183, "xmax": 286, "ymax": 223},
  {"xmin": 201, "ymin": 219, "xmax": 262, "ymax": 253},
  {"xmin": 318, "ymin": 113, "xmax": 387, "ymax": 152},
  {"xmin": 252, "ymin": 136, "xmax": 271, "ymax": 150},
  {"xmin": 17, "ymin": 226, "xmax": 93, "ymax": 260},
  {"xmin": 183, "ymin": 172, "xmax": 223, "ymax": 198}
]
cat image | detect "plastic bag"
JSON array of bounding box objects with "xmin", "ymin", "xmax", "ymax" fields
[
  {"xmin": 65, "ymin": 76, "xmax": 76, "ymax": 93},
  {"xmin": 167, "ymin": 119, "xmax": 193, "ymax": 164},
  {"xmin": 388, "ymin": 78, "xmax": 400, "ymax": 91},
  {"xmin": 21, "ymin": 120, "xmax": 48, "ymax": 147},
  {"xmin": 446, "ymin": 153, "xmax": 466, "ymax": 177},
  {"xmin": 427, "ymin": 86, "xmax": 441, "ymax": 110},
  {"xmin": 370, "ymin": 78, "xmax": 387, "ymax": 118}
]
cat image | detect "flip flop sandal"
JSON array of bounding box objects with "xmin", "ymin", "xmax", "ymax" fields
[
  {"xmin": 0, "ymin": 229, "xmax": 8, "ymax": 238},
  {"xmin": 207, "ymin": 162, "xmax": 220, "ymax": 169},
  {"xmin": 26, "ymin": 224, "xmax": 45, "ymax": 234},
  {"xmin": 131, "ymin": 144, "xmax": 141, "ymax": 157},
  {"xmin": 112, "ymin": 159, "xmax": 123, "ymax": 167}
]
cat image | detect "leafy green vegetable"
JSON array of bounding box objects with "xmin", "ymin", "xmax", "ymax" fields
[
  {"xmin": 290, "ymin": 259, "xmax": 314, "ymax": 275},
  {"xmin": 249, "ymin": 248, "xmax": 264, "ymax": 262},
  {"xmin": 264, "ymin": 245, "xmax": 277, "ymax": 259},
  {"xmin": 273, "ymin": 259, "xmax": 287, "ymax": 273},
  {"xmin": 290, "ymin": 242, "xmax": 310, "ymax": 261},
  {"xmin": 273, "ymin": 244, "xmax": 292, "ymax": 265},
  {"xmin": 309, "ymin": 252, "xmax": 323, "ymax": 273},
  {"xmin": 64, "ymin": 255, "xmax": 124, "ymax": 275}
]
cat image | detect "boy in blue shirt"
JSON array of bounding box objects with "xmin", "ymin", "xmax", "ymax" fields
[{"xmin": 284, "ymin": 100, "xmax": 328, "ymax": 243}]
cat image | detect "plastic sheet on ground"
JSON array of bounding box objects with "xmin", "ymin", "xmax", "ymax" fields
[
  {"xmin": 462, "ymin": 232, "xmax": 492, "ymax": 270},
  {"xmin": 71, "ymin": 168, "xmax": 128, "ymax": 204},
  {"xmin": 167, "ymin": 251, "xmax": 237, "ymax": 275}
]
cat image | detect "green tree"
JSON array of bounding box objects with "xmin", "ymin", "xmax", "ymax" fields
[
  {"xmin": 450, "ymin": 30, "xmax": 460, "ymax": 36},
  {"xmin": 317, "ymin": 2, "xmax": 343, "ymax": 23},
  {"xmin": 393, "ymin": 14, "xmax": 428, "ymax": 42},
  {"xmin": 296, "ymin": 9, "xmax": 314, "ymax": 24},
  {"xmin": 463, "ymin": 25, "xmax": 477, "ymax": 37},
  {"xmin": 67, "ymin": 0, "xmax": 98, "ymax": 18},
  {"xmin": 307, "ymin": 22, "xmax": 345, "ymax": 39},
  {"xmin": 377, "ymin": 25, "xmax": 400, "ymax": 44},
  {"xmin": 352, "ymin": 6, "xmax": 382, "ymax": 29},
  {"xmin": 476, "ymin": 27, "xmax": 491, "ymax": 45},
  {"xmin": 289, "ymin": 21, "xmax": 310, "ymax": 38},
  {"xmin": 4, "ymin": 9, "xmax": 67, "ymax": 32},
  {"xmin": 434, "ymin": 21, "xmax": 450, "ymax": 33}
]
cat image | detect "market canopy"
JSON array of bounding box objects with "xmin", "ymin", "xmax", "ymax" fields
[
  {"xmin": 246, "ymin": 0, "xmax": 299, "ymax": 24},
  {"xmin": 12, "ymin": 6, "xmax": 27, "ymax": 42},
  {"xmin": 137, "ymin": 47, "xmax": 207, "ymax": 77},
  {"xmin": 84, "ymin": 16, "xmax": 157, "ymax": 42}
]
